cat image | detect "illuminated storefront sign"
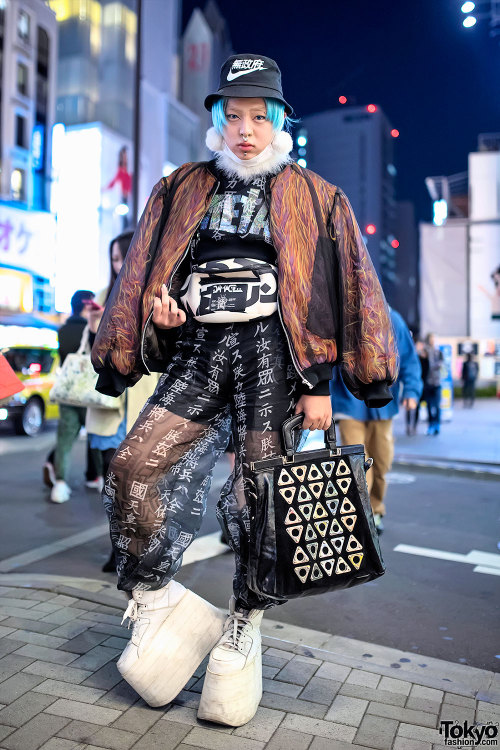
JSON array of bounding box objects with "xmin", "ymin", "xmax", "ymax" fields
[
  {"xmin": 0, "ymin": 268, "xmax": 33, "ymax": 313},
  {"xmin": 51, "ymin": 122, "xmax": 133, "ymax": 311},
  {"xmin": 0, "ymin": 203, "xmax": 56, "ymax": 279}
]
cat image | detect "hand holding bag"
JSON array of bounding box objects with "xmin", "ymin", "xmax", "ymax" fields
[
  {"xmin": 50, "ymin": 326, "xmax": 119, "ymax": 410},
  {"xmin": 247, "ymin": 414, "xmax": 385, "ymax": 600}
]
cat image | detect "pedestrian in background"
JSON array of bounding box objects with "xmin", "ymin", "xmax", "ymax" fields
[
  {"xmin": 423, "ymin": 332, "xmax": 444, "ymax": 435},
  {"xmin": 461, "ymin": 353, "xmax": 479, "ymax": 408},
  {"xmin": 49, "ymin": 290, "xmax": 98, "ymax": 503},
  {"xmin": 412, "ymin": 338, "xmax": 429, "ymax": 434},
  {"xmin": 86, "ymin": 230, "xmax": 161, "ymax": 572},
  {"xmin": 330, "ymin": 308, "xmax": 422, "ymax": 534}
]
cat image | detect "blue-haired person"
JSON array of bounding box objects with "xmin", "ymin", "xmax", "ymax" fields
[{"xmin": 91, "ymin": 54, "xmax": 398, "ymax": 726}]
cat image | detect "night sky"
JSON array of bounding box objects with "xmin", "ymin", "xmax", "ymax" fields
[{"xmin": 181, "ymin": 0, "xmax": 500, "ymax": 221}]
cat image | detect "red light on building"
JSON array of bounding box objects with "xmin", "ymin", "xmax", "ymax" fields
[
  {"xmin": 391, "ymin": 239, "xmax": 400, "ymax": 249},
  {"xmin": 366, "ymin": 224, "xmax": 376, "ymax": 235},
  {"xmin": 367, "ymin": 104, "xmax": 377, "ymax": 113},
  {"xmin": 391, "ymin": 129, "xmax": 400, "ymax": 138},
  {"xmin": 339, "ymin": 95, "xmax": 347, "ymax": 104}
]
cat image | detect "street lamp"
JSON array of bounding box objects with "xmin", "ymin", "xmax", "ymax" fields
[{"xmin": 459, "ymin": 0, "xmax": 500, "ymax": 36}]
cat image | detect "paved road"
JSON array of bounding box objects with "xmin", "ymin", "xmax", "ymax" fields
[{"xmin": 1, "ymin": 422, "xmax": 499, "ymax": 673}]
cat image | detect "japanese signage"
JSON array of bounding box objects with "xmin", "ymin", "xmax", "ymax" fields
[{"xmin": 0, "ymin": 203, "xmax": 57, "ymax": 280}]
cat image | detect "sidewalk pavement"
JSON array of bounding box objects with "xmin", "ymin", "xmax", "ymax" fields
[
  {"xmin": 392, "ymin": 398, "xmax": 500, "ymax": 476},
  {"xmin": 0, "ymin": 575, "xmax": 498, "ymax": 750}
]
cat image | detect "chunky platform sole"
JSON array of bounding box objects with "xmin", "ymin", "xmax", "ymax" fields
[
  {"xmin": 117, "ymin": 591, "xmax": 225, "ymax": 708},
  {"xmin": 197, "ymin": 643, "xmax": 262, "ymax": 726}
]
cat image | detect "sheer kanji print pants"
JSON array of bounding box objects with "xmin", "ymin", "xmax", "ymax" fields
[{"xmin": 103, "ymin": 314, "xmax": 299, "ymax": 609}]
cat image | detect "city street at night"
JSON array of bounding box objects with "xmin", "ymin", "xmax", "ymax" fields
[
  {"xmin": 1, "ymin": 410, "xmax": 499, "ymax": 673},
  {"xmin": 1, "ymin": 0, "xmax": 499, "ymax": 746}
]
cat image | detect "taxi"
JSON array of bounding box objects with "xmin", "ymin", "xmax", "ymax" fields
[{"xmin": 0, "ymin": 327, "xmax": 59, "ymax": 436}]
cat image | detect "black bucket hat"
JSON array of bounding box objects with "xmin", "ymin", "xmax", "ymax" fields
[{"xmin": 204, "ymin": 53, "xmax": 293, "ymax": 115}]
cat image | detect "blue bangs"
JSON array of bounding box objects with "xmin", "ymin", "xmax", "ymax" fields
[
  {"xmin": 211, "ymin": 97, "xmax": 286, "ymax": 135},
  {"xmin": 211, "ymin": 99, "xmax": 227, "ymax": 136}
]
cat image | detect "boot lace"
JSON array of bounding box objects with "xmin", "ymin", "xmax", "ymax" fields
[
  {"xmin": 121, "ymin": 592, "xmax": 147, "ymax": 634},
  {"xmin": 221, "ymin": 613, "xmax": 251, "ymax": 653}
]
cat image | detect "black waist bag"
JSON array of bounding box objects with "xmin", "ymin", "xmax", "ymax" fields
[{"xmin": 247, "ymin": 414, "xmax": 386, "ymax": 600}]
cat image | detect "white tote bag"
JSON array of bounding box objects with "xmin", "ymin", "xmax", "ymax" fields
[{"xmin": 49, "ymin": 326, "xmax": 118, "ymax": 410}]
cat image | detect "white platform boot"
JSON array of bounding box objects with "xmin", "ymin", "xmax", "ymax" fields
[
  {"xmin": 198, "ymin": 596, "xmax": 264, "ymax": 726},
  {"xmin": 118, "ymin": 581, "xmax": 225, "ymax": 707}
]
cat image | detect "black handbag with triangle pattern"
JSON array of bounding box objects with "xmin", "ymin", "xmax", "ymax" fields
[{"xmin": 247, "ymin": 414, "xmax": 386, "ymax": 600}]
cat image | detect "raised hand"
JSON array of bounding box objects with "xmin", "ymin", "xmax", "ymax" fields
[{"xmin": 152, "ymin": 285, "xmax": 187, "ymax": 330}]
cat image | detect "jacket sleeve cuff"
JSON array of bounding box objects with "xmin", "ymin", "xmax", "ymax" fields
[
  {"xmin": 95, "ymin": 369, "xmax": 128, "ymax": 398},
  {"xmin": 299, "ymin": 364, "xmax": 333, "ymax": 396},
  {"xmin": 299, "ymin": 379, "xmax": 331, "ymax": 396},
  {"xmin": 360, "ymin": 381, "xmax": 393, "ymax": 408}
]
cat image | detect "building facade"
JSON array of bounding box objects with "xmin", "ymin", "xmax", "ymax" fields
[
  {"xmin": 180, "ymin": 1, "xmax": 232, "ymax": 160},
  {"xmin": 0, "ymin": 0, "xmax": 57, "ymax": 209},
  {"xmin": 47, "ymin": 0, "xmax": 201, "ymax": 310},
  {"xmin": 0, "ymin": 0, "xmax": 58, "ymax": 332},
  {"xmin": 420, "ymin": 134, "xmax": 500, "ymax": 384},
  {"xmin": 300, "ymin": 105, "xmax": 399, "ymax": 304}
]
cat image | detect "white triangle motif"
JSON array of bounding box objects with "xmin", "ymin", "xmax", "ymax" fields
[
  {"xmin": 278, "ymin": 468, "xmax": 294, "ymax": 486},
  {"xmin": 307, "ymin": 464, "xmax": 323, "ymax": 482},
  {"xmin": 332, "ymin": 535, "xmax": 345, "ymax": 553},
  {"xmin": 310, "ymin": 563, "xmax": 323, "ymax": 581},
  {"xmin": 321, "ymin": 461, "xmax": 334, "ymax": 478},
  {"xmin": 299, "ymin": 503, "xmax": 313, "ymax": 521},
  {"xmin": 325, "ymin": 481, "xmax": 338, "ymax": 498},
  {"xmin": 346, "ymin": 534, "xmax": 363, "ymax": 552},
  {"xmin": 291, "ymin": 465, "xmax": 307, "ymax": 482},
  {"xmin": 294, "ymin": 565, "xmax": 310, "ymax": 583},
  {"xmin": 309, "ymin": 482, "xmax": 324, "ymax": 500},
  {"xmin": 306, "ymin": 542, "xmax": 319, "ymax": 559},
  {"xmin": 286, "ymin": 525, "xmax": 304, "ymax": 543},
  {"xmin": 319, "ymin": 540, "xmax": 334, "ymax": 558},
  {"xmin": 279, "ymin": 486, "xmax": 297, "ymax": 505},
  {"xmin": 298, "ymin": 486, "xmax": 313, "ymax": 503},
  {"xmin": 285, "ymin": 507, "xmax": 301, "ymax": 526},
  {"xmin": 293, "ymin": 546, "xmax": 309, "ymax": 565},
  {"xmin": 337, "ymin": 477, "xmax": 352, "ymax": 494},
  {"xmin": 336, "ymin": 459, "xmax": 351, "ymax": 476},
  {"xmin": 335, "ymin": 556, "xmax": 351, "ymax": 574},
  {"xmin": 340, "ymin": 497, "xmax": 356, "ymax": 514}
]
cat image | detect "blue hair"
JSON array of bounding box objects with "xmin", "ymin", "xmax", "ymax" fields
[{"xmin": 211, "ymin": 97, "xmax": 287, "ymax": 135}]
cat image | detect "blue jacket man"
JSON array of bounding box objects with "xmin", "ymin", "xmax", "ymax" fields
[{"xmin": 330, "ymin": 309, "xmax": 422, "ymax": 530}]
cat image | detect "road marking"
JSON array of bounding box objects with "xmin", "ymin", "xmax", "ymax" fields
[
  {"xmin": 182, "ymin": 531, "xmax": 229, "ymax": 566},
  {"xmin": 0, "ymin": 523, "xmax": 110, "ymax": 572},
  {"xmin": 0, "ymin": 525, "xmax": 228, "ymax": 573},
  {"xmin": 394, "ymin": 544, "xmax": 500, "ymax": 576},
  {"xmin": 386, "ymin": 472, "xmax": 416, "ymax": 484},
  {"xmin": 474, "ymin": 566, "xmax": 500, "ymax": 577}
]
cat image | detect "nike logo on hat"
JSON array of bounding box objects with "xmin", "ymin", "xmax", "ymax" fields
[{"xmin": 227, "ymin": 59, "xmax": 268, "ymax": 81}]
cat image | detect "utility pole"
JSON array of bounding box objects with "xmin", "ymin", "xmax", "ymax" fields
[{"xmin": 132, "ymin": 0, "xmax": 142, "ymax": 226}]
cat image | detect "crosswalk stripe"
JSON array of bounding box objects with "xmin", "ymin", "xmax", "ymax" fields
[
  {"xmin": 394, "ymin": 544, "xmax": 500, "ymax": 576},
  {"xmin": 0, "ymin": 526, "xmax": 228, "ymax": 573}
]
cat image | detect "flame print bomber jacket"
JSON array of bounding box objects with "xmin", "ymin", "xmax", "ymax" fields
[{"xmin": 92, "ymin": 161, "xmax": 399, "ymax": 405}]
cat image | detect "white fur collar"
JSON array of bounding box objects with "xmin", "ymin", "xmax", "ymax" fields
[{"xmin": 205, "ymin": 127, "xmax": 293, "ymax": 183}]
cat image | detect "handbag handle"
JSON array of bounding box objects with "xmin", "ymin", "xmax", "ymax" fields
[
  {"xmin": 282, "ymin": 413, "xmax": 337, "ymax": 458},
  {"xmin": 77, "ymin": 325, "xmax": 90, "ymax": 356}
]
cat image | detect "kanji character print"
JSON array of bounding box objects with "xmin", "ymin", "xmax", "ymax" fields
[{"xmin": 102, "ymin": 313, "xmax": 299, "ymax": 609}]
